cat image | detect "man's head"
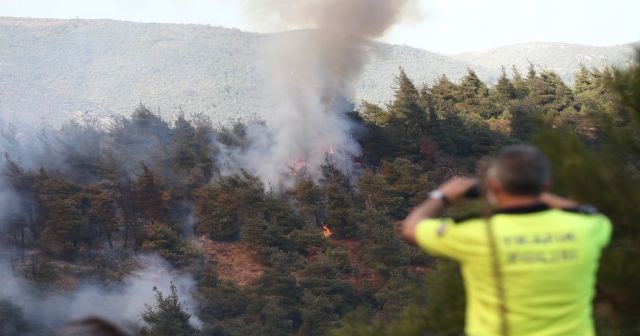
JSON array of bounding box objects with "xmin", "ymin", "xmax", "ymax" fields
[{"xmin": 485, "ymin": 145, "xmax": 550, "ymax": 205}]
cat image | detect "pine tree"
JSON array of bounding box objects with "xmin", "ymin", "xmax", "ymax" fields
[
  {"xmin": 260, "ymin": 300, "xmax": 295, "ymax": 336},
  {"xmin": 35, "ymin": 171, "xmax": 87, "ymax": 260},
  {"xmin": 459, "ymin": 69, "xmax": 489, "ymax": 101},
  {"xmin": 574, "ymin": 65, "xmax": 595, "ymax": 95},
  {"xmin": 320, "ymin": 159, "xmax": 358, "ymax": 239},
  {"xmin": 191, "ymin": 113, "xmax": 216, "ymax": 181},
  {"xmin": 379, "ymin": 158, "xmax": 430, "ymax": 209},
  {"xmin": 492, "ymin": 66, "xmax": 517, "ymax": 103},
  {"xmin": 83, "ymin": 185, "xmax": 117, "ymax": 249},
  {"xmin": 3, "ymin": 154, "xmax": 35, "ymax": 260},
  {"xmin": 193, "ymin": 172, "xmax": 265, "ymax": 241},
  {"xmin": 541, "ymin": 70, "xmax": 575, "ymax": 112},
  {"xmin": 430, "ymin": 74, "xmax": 461, "ymax": 107},
  {"xmin": 169, "ymin": 115, "xmax": 198, "ymax": 174},
  {"xmin": 509, "ymin": 101, "xmax": 538, "ymax": 141},
  {"xmin": 386, "ymin": 69, "xmax": 429, "ymax": 160},
  {"xmin": 141, "ymin": 283, "xmax": 199, "ymax": 336},
  {"xmin": 511, "ymin": 66, "xmax": 529, "ymax": 99},
  {"xmin": 132, "ymin": 164, "xmax": 169, "ymax": 225},
  {"xmin": 355, "ymin": 105, "xmax": 396, "ymax": 165},
  {"xmin": 106, "ymin": 104, "xmax": 171, "ymax": 177},
  {"xmin": 357, "ymin": 172, "xmax": 404, "ymax": 219},
  {"xmin": 290, "ymin": 178, "xmax": 324, "ymax": 226}
]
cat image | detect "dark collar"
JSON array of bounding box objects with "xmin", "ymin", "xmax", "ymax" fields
[{"xmin": 493, "ymin": 203, "xmax": 550, "ymax": 215}]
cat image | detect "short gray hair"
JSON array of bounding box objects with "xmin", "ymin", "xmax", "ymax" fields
[{"xmin": 489, "ymin": 145, "xmax": 550, "ymax": 196}]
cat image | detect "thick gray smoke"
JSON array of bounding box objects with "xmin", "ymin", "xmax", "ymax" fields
[
  {"xmin": 217, "ymin": 0, "xmax": 417, "ymax": 189},
  {"xmin": 0, "ymin": 254, "xmax": 201, "ymax": 334}
]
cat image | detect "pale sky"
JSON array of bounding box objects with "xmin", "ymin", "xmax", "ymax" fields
[{"xmin": 1, "ymin": 0, "xmax": 639, "ymax": 54}]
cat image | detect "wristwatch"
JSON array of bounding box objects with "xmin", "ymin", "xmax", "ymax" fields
[{"xmin": 429, "ymin": 190, "xmax": 450, "ymax": 206}]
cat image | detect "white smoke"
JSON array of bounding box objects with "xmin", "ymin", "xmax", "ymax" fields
[
  {"xmin": 0, "ymin": 254, "xmax": 201, "ymax": 334},
  {"xmin": 215, "ymin": 0, "xmax": 418, "ymax": 189}
]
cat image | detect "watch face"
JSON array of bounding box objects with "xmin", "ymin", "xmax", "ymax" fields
[
  {"xmin": 429, "ymin": 190, "xmax": 444, "ymax": 200},
  {"xmin": 429, "ymin": 190, "xmax": 449, "ymax": 205}
]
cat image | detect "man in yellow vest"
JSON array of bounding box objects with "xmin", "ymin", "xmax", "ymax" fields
[{"xmin": 402, "ymin": 145, "xmax": 612, "ymax": 336}]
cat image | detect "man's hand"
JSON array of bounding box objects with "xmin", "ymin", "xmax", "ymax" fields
[
  {"xmin": 438, "ymin": 177, "xmax": 480, "ymax": 203},
  {"xmin": 402, "ymin": 176, "xmax": 478, "ymax": 244}
]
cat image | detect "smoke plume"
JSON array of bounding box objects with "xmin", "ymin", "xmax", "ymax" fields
[{"xmin": 218, "ymin": 0, "xmax": 417, "ymax": 189}]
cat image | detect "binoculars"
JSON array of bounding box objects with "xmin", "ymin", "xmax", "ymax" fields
[{"xmin": 464, "ymin": 183, "xmax": 482, "ymax": 199}]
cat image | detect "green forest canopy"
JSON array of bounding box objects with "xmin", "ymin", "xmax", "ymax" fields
[{"xmin": 1, "ymin": 54, "xmax": 640, "ymax": 335}]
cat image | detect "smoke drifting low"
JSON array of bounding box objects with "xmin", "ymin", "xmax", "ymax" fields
[
  {"xmin": 217, "ymin": 0, "xmax": 418, "ymax": 188},
  {"xmin": 0, "ymin": 255, "xmax": 200, "ymax": 334}
]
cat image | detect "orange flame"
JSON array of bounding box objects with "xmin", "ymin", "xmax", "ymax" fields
[
  {"xmin": 322, "ymin": 225, "xmax": 333, "ymax": 238},
  {"xmin": 289, "ymin": 159, "xmax": 308, "ymax": 177}
]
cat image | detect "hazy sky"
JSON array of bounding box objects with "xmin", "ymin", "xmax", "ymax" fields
[{"xmin": 1, "ymin": 0, "xmax": 639, "ymax": 53}]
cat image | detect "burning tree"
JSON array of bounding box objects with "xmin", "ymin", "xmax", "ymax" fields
[{"xmin": 320, "ymin": 159, "xmax": 358, "ymax": 239}]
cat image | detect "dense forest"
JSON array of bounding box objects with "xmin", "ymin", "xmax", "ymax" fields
[{"xmin": 1, "ymin": 52, "xmax": 639, "ymax": 336}]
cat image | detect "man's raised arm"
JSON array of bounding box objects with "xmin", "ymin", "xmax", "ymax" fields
[{"xmin": 402, "ymin": 177, "xmax": 478, "ymax": 244}]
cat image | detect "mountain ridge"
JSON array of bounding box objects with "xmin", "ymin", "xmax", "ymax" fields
[
  {"xmin": 0, "ymin": 16, "xmax": 635, "ymax": 125},
  {"xmin": 451, "ymin": 41, "xmax": 636, "ymax": 81}
]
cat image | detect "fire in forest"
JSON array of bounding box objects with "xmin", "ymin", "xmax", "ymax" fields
[
  {"xmin": 288, "ymin": 146, "xmax": 339, "ymax": 177},
  {"xmin": 289, "ymin": 158, "xmax": 309, "ymax": 177},
  {"xmin": 328, "ymin": 145, "xmax": 336, "ymax": 155},
  {"xmin": 322, "ymin": 224, "xmax": 333, "ymax": 238},
  {"xmin": 218, "ymin": 0, "xmax": 418, "ymax": 190}
]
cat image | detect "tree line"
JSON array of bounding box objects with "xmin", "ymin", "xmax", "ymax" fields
[{"xmin": 1, "ymin": 53, "xmax": 639, "ymax": 335}]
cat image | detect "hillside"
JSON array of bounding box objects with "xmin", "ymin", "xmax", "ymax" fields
[
  {"xmin": 451, "ymin": 41, "xmax": 636, "ymax": 83},
  {"xmin": 1, "ymin": 52, "xmax": 639, "ymax": 334},
  {"xmin": 0, "ymin": 17, "xmax": 635, "ymax": 126}
]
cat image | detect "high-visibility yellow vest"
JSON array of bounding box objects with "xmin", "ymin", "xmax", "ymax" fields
[{"xmin": 416, "ymin": 204, "xmax": 612, "ymax": 336}]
